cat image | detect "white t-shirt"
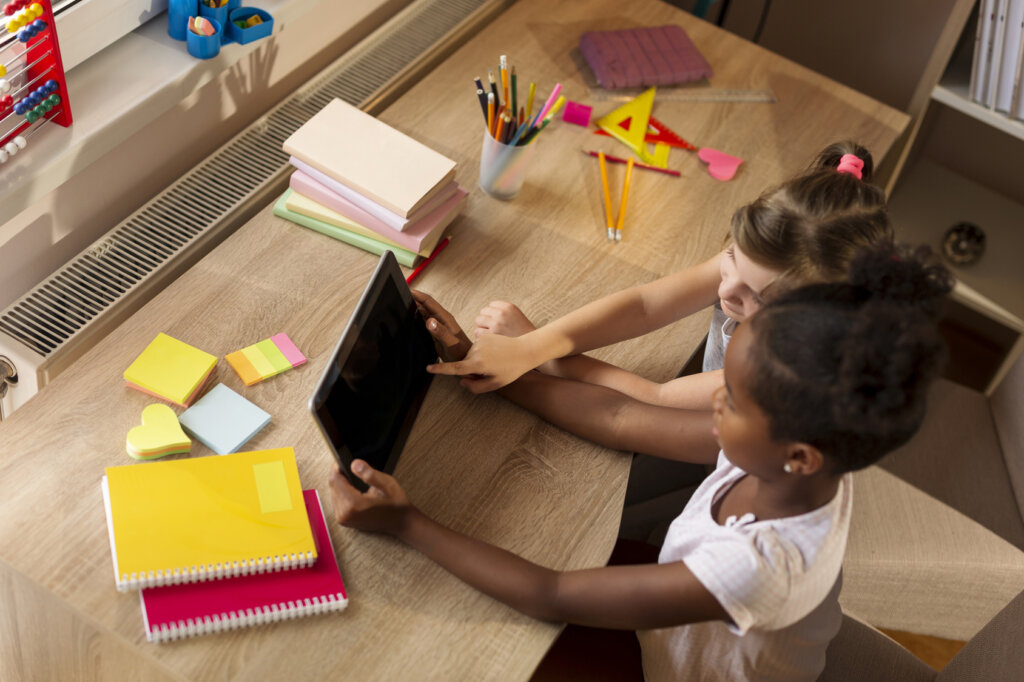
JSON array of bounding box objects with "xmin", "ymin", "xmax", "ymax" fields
[
  {"xmin": 637, "ymin": 453, "xmax": 853, "ymax": 682},
  {"xmin": 702, "ymin": 303, "xmax": 738, "ymax": 373}
]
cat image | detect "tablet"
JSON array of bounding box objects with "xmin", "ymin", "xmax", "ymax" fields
[{"xmin": 309, "ymin": 251, "xmax": 437, "ymax": 491}]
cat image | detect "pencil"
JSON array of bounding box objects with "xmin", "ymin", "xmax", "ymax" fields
[
  {"xmin": 615, "ymin": 158, "xmax": 634, "ymax": 242},
  {"xmin": 511, "ymin": 66, "xmax": 518, "ymax": 120},
  {"xmin": 488, "ymin": 70, "xmax": 500, "ymax": 107},
  {"xmin": 476, "ymin": 87, "xmax": 488, "ymax": 122},
  {"xmin": 598, "ymin": 152, "xmax": 615, "ymax": 242},
  {"xmin": 487, "ymin": 92, "xmax": 495, "ymax": 137},
  {"xmin": 495, "ymin": 111, "xmax": 506, "ymax": 142},
  {"xmin": 526, "ymin": 82, "xmax": 536, "ymax": 120},
  {"xmin": 406, "ymin": 237, "xmax": 452, "ymax": 284},
  {"xmin": 500, "ymin": 55, "xmax": 509, "ymax": 109},
  {"xmin": 582, "ymin": 150, "xmax": 681, "ymax": 177}
]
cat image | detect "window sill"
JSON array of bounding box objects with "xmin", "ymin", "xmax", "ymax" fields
[{"xmin": 0, "ymin": 0, "xmax": 314, "ymax": 228}]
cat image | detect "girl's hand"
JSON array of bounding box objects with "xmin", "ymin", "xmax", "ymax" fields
[
  {"xmin": 412, "ymin": 290, "xmax": 473, "ymax": 362},
  {"xmin": 426, "ymin": 331, "xmax": 540, "ymax": 393},
  {"xmin": 475, "ymin": 300, "xmax": 537, "ymax": 338},
  {"xmin": 328, "ymin": 460, "xmax": 412, "ymax": 536}
]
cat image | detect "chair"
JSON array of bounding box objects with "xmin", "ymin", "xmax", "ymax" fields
[
  {"xmin": 840, "ymin": 354, "xmax": 1024, "ymax": 641},
  {"xmin": 820, "ymin": 589, "xmax": 1024, "ymax": 681}
]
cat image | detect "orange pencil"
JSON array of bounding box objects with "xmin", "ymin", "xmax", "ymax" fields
[
  {"xmin": 495, "ymin": 111, "xmax": 506, "ymax": 142},
  {"xmin": 598, "ymin": 152, "xmax": 615, "ymax": 242},
  {"xmin": 615, "ymin": 158, "xmax": 635, "ymax": 242},
  {"xmin": 487, "ymin": 92, "xmax": 495, "ymax": 137}
]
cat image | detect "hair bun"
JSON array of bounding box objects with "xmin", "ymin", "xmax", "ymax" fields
[
  {"xmin": 811, "ymin": 141, "xmax": 875, "ymax": 183},
  {"xmin": 847, "ymin": 244, "xmax": 954, "ymax": 317}
]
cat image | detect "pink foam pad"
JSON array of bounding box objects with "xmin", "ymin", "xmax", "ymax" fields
[{"xmin": 561, "ymin": 101, "xmax": 593, "ymax": 127}]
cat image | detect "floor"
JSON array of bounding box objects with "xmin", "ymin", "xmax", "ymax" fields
[{"xmin": 880, "ymin": 629, "xmax": 966, "ymax": 672}]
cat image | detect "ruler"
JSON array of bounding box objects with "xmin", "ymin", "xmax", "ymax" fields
[{"xmin": 588, "ymin": 87, "xmax": 777, "ymax": 103}]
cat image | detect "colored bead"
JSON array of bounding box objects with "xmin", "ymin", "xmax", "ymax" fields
[
  {"xmin": 0, "ymin": 79, "xmax": 9, "ymax": 93},
  {"xmin": 25, "ymin": 110, "xmax": 37, "ymax": 122},
  {"xmin": 0, "ymin": 150, "xmax": 8, "ymax": 163},
  {"xmin": 0, "ymin": 95, "xmax": 12, "ymax": 107},
  {"xmin": 0, "ymin": 65, "xmax": 5, "ymax": 77},
  {"xmin": 13, "ymin": 103, "xmax": 23, "ymax": 115},
  {"xmin": 8, "ymin": 19, "xmax": 18, "ymax": 31},
  {"xmin": 45, "ymin": 78, "xmax": 57, "ymax": 92},
  {"xmin": 48, "ymin": 94, "xmax": 59, "ymax": 105},
  {"xmin": 30, "ymin": 17, "xmax": 42, "ymax": 30},
  {"xmin": 17, "ymin": 27, "xmax": 28, "ymax": 41},
  {"xmin": 29, "ymin": 2, "xmax": 40, "ymax": 16},
  {"xmin": 3, "ymin": 5, "xmax": 13, "ymax": 16},
  {"xmin": 13, "ymin": 135, "xmax": 25, "ymax": 149},
  {"xmin": 4, "ymin": 142, "xmax": 17, "ymax": 155}
]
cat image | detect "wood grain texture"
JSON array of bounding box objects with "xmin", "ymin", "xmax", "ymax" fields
[{"xmin": 0, "ymin": 0, "xmax": 907, "ymax": 679}]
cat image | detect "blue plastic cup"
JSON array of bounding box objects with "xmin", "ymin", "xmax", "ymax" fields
[
  {"xmin": 186, "ymin": 17, "xmax": 222, "ymax": 59},
  {"xmin": 168, "ymin": 0, "xmax": 198, "ymax": 41}
]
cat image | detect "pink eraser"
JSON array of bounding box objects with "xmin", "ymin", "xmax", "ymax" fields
[
  {"xmin": 561, "ymin": 101, "xmax": 593, "ymax": 127},
  {"xmin": 697, "ymin": 147, "xmax": 743, "ymax": 182},
  {"xmin": 271, "ymin": 333, "xmax": 307, "ymax": 368}
]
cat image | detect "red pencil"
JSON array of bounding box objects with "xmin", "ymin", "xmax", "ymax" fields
[
  {"xmin": 406, "ymin": 237, "xmax": 451, "ymax": 284},
  {"xmin": 582, "ymin": 150, "xmax": 681, "ymax": 177}
]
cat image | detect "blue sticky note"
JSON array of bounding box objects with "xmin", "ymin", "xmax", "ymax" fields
[{"xmin": 178, "ymin": 384, "xmax": 271, "ymax": 455}]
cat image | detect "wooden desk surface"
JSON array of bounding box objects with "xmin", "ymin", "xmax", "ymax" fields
[{"xmin": 0, "ymin": 0, "xmax": 907, "ymax": 679}]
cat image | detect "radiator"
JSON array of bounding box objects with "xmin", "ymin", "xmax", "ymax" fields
[{"xmin": 0, "ymin": 0, "xmax": 511, "ymax": 420}]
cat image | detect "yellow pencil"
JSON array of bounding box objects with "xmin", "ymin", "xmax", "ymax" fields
[
  {"xmin": 526, "ymin": 82, "xmax": 536, "ymax": 121},
  {"xmin": 598, "ymin": 152, "xmax": 615, "ymax": 242},
  {"xmin": 615, "ymin": 157, "xmax": 634, "ymax": 242}
]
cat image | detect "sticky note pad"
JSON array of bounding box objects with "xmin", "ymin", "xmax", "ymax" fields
[
  {"xmin": 179, "ymin": 384, "xmax": 271, "ymax": 455},
  {"xmin": 226, "ymin": 333, "xmax": 307, "ymax": 386},
  {"xmin": 125, "ymin": 404, "xmax": 191, "ymax": 461},
  {"xmin": 124, "ymin": 333, "xmax": 217, "ymax": 407}
]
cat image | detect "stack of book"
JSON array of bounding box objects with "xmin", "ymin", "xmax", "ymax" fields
[
  {"xmin": 970, "ymin": 0, "xmax": 1024, "ymax": 120},
  {"xmin": 276, "ymin": 98, "xmax": 467, "ymax": 267},
  {"xmin": 102, "ymin": 448, "xmax": 348, "ymax": 642}
]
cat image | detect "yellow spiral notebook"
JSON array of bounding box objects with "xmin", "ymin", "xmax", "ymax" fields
[{"xmin": 102, "ymin": 447, "xmax": 317, "ymax": 591}]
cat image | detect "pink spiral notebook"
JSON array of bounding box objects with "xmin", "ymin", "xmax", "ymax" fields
[{"xmin": 140, "ymin": 489, "xmax": 347, "ymax": 643}]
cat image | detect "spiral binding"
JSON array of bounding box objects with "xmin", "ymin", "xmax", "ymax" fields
[
  {"xmin": 117, "ymin": 551, "xmax": 317, "ymax": 591},
  {"xmin": 145, "ymin": 592, "xmax": 349, "ymax": 643}
]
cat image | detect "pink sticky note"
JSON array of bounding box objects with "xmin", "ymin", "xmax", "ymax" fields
[
  {"xmin": 562, "ymin": 101, "xmax": 593, "ymax": 127},
  {"xmin": 697, "ymin": 147, "xmax": 743, "ymax": 181},
  {"xmin": 271, "ymin": 333, "xmax": 307, "ymax": 368}
]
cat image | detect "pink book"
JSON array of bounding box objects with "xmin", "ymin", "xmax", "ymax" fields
[
  {"xmin": 290, "ymin": 156, "xmax": 459, "ymax": 232},
  {"xmin": 140, "ymin": 490, "xmax": 347, "ymax": 643},
  {"xmin": 290, "ymin": 170, "xmax": 467, "ymax": 254}
]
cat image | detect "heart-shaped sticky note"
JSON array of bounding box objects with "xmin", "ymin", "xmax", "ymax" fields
[
  {"xmin": 697, "ymin": 147, "xmax": 743, "ymax": 181},
  {"xmin": 126, "ymin": 403, "xmax": 191, "ymax": 460}
]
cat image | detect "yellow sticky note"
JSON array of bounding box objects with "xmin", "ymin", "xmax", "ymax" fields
[
  {"xmin": 252, "ymin": 460, "xmax": 294, "ymax": 514},
  {"xmin": 242, "ymin": 345, "xmax": 277, "ymax": 378},
  {"xmin": 124, "ymin": 333, "xmax": 217, "ymax": 406}
]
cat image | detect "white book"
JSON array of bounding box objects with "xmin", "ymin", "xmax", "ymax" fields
[
  {"xmin": 986, "ymin": 0, "xmax": 1011, "ymax": 108},
  {"xmin": 1010, "ymin": 18, "xmax": 1024, "ymax": 117},
  {"xmin": 995, "ymin": 0, "xmax": 1024, "ymax": 111},
  {"xmin": 282, "ymin": 98, "xmax": 457, "ymax": 219},
  {"xmin": 972, "ymin": 0, "xmax": 996, "ymax": 102}
]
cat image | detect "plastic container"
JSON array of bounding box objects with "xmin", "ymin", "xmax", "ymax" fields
[
  {"xmin": 227, "ymin": 8, "xmax": 273, "ymax": 45},
  {"xmin": 198, "ymin": 1, "xmax": 229, "ymax": 27},
  {"xmin": 168, "ymin": 0, "xmax": 198, "ymax": 41},
  {"xmin": 186, "ymin": 17, "xmax": 223, "ymax": 60},
  {"xmin": 478, "ymin": 130, "xmax": 536, "ymax": 200}
]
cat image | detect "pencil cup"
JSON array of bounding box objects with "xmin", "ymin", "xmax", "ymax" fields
[
  {"xmin": 168, "ymin": 0, "xmax": 197, "ymax": 40},
  {"xmin": 478, "ymin": 131, "xmax": 536, "ymax": 200}
]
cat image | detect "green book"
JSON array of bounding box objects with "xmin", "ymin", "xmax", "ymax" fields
[{"xmin": 272, "ymin": 190, "xmax": 419, "ymax": 267}]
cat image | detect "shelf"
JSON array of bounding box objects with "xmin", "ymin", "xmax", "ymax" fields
[
  {"xmin": 933, "ymin": 44, "xmax": 1024, "ymax": 142},
  {"xmin": 889, "ymin": 157, "xmax": 1024, "ymax": 321}
]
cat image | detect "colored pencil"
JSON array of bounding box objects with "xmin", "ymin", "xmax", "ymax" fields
[
  {"xmin": 406, "ymin": 237, "xmax": 452, "ymax": 284},
  {"xmin": 476, "ymin": 87, "xmax": 488, "ymax": 121},
  {"xmin": 582, "ymin": 150, "xmax": 681, "ymax": 177},
  {"xmin": 488, "ymin": 70, "xmax": 499, "ymax": 107},
  {"xmin": 487, "ymin": 92, "xmax": 495, "ymax": 137},
  {"xmin": 615, "ymin": 158, "xmax": 635, "ymax": 242},
  {"xmin": 511, "ymin": 66, "xmax": 517, "ymax": 120},
  {"xmin": 598, "ymin": 152, "xmax": 615, "ymax": 242},
  {"xmin": 526, "ymin": 82, "xmax": 536, "ymax": 120}
]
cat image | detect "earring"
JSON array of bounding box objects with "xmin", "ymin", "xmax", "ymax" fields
[{"xmin": 783, "ymin": 463, "xmax": 793, "ymax": 473}]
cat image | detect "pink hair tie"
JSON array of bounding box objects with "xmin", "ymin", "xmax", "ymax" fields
[{"xmin": 836, "ymin": 153, "xmax": 864, "ymax": 179}]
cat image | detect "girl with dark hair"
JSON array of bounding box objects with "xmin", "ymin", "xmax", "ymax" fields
[{"xmin": 330, "ymin": 246, "xmax": 952, "ymax": 681}]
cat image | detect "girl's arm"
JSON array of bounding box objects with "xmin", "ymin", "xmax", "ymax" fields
[
  {"xmin": 428, "ymin": 252, "xmax": 723, "ymax": 392},
  {"xmin": 330, "ymin": 463, "xmax": 727, "ymax": 630},
  {"xmin": 528, "ymin": 354, "xmax": 723, "ymax": 411},
  {"xmin": 416, "ymin": 291, "xmax": 719, "ymax": 464}
]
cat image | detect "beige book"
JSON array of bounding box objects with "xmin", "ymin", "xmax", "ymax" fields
[{"xmin": 283, "ymin": 99, "xmax": 457, "ymax": 218}]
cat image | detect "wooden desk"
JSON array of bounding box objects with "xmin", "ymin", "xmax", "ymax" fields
[{"xmin": 0, "ymin": 0, "xmax": 907, "ymax": 679}]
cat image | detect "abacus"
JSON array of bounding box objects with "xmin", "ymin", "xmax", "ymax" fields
[{"xmin": 0, "ymin": 0, "xmax": 71, "ymax": 165}]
